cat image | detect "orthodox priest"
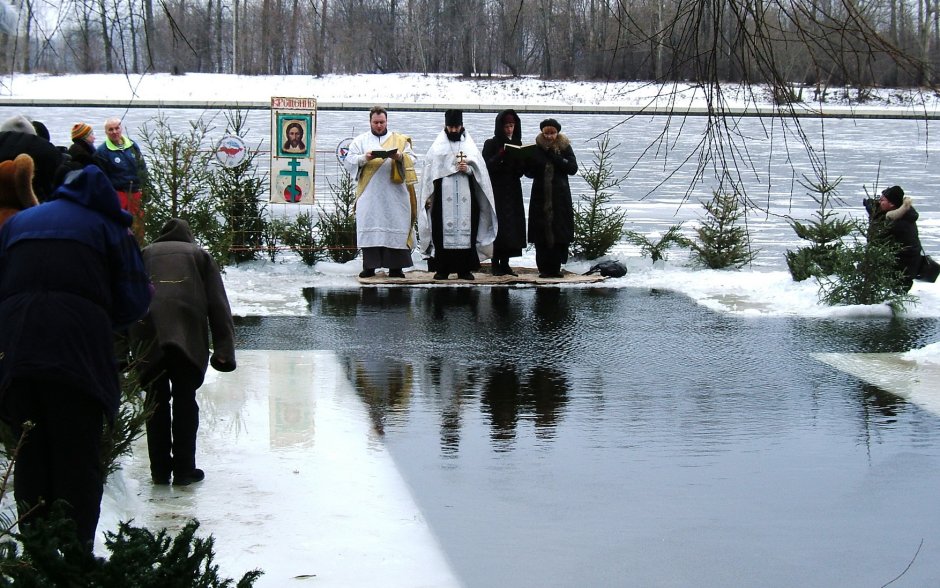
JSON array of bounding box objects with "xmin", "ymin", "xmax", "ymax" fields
[
  {"xmin": 343, "ymin": 106, "xmax": 418, "ymax": 278},
  {"xmin": 418, "ymin": 109, "xmax": 498, "ymax": 281}
]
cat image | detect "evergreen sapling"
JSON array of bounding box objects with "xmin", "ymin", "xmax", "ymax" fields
[
  {"xmin": 572, "ymin": 133, "xmax": 627, "ymax": 261},
  {"xmin": 690, "ymin": 190, "xmax": 757, "ymax": 269}
]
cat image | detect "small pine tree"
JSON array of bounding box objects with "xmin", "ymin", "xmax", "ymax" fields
[
  {"xmin": 279, "ymin": 212, "xmax": 324, "ymax": 266},
  {"xmin": 139, "ymin": 114, "xmax": 226, "ymax": 265},
  {"xmin": 816, "ymin": 216, "xmax": 916, "ymax": 309},
  {"xmin": 785, "ymin": 175, "xmax": 855, "ymax": 281},
  {"xmin": 211, "ymin": 110, "xmax": 269, "ymax": 266},
  {"xmin": 690, "ymin": 190, "xmax": 757, "ymax": 269},
  {"xmin": 572, "ymin": 133, "xmax": 628, "ymax": 260},
  {"xmin": 261, "ymin": 218, "xmax": 284, "ymax": 263},
  {"xmin": 624, "ymin": 223, "xmax": 692, "ymax": 263},
  {"xmin": 1, "ymin": 510, "xmax": 262, "ymax": 587},
  {"xmin": 317, "ymin": 170, "xmax": 359, "ymax": 263}
]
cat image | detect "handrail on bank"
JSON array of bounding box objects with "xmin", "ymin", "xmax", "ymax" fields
[{"xmin": 1, "ymin": 98, "xmax": 938, "ymax": 120}]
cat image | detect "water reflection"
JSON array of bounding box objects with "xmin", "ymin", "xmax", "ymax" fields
[
  {"xmin": 481, "ymin": 363, "xmax": 522, "ymax": 448},
  {"xmin": 237, "ymin": 287, "xmax": 940, "ymax": 455},
  {"xmin": 520, "ymin": 366, "xmax": 569, "ymax": 438},
  {"xmin": 859, "ymin": 383, "xmax": 904, "ymax": 422},
  {"xmin": 791, "ymin": 316, "xmax": 940, "ymax": 353},
  {"xmin": 342, "ymin": 355, "xmax": 413, "ymax": 436},
  {"xmin": 266, "ymin": 353, "xmax": 317, "ymax": 447},
  {"xmin": 481, "ymin": 364, "xmax": 570, "ymax": 450}
]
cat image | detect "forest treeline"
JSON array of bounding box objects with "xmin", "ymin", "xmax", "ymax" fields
[{"xmin": 2, "ymin": 0, "xmax": 939, "ymax": 93}]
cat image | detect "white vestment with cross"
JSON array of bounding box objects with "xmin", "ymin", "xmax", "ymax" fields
[{"xmin": 418, "ymin": 130, "xmax": 499, "ymax": 259}]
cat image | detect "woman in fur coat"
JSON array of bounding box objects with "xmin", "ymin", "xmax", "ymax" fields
[{"xmin": 524, "ymin": 118, "xmax": 578, "ymax": 278}]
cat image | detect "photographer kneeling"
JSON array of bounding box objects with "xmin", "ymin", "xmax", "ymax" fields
[{"xmin": 863, "ymin": 185, "xmax": 922, "ymax": 293}]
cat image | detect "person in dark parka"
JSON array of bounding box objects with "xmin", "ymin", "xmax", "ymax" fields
[
  {"xmin": 130, "ymin": 218, "xmax": 236, "ymax": 486},
  {"xmin": 0, "ymin": 114, "xmax": 65, "ymax": 202},
  {"xmin": 482, "ymin": 109, "xmax": 527, "ymax": 276},
  {"xmin": 865, "ymin": 185, "xmax": 923, "ymax": 293},
  {"xmin": 524, "ymin": 118, "xmax": 578, "ymax": 278},
  {"xmin": 0, "ymin": 164, "xmax": 152, "ymax": 550}
]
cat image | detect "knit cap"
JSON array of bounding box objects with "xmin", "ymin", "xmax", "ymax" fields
[
  {"xmin": 71, "ymin": 122, "xmax": 93, "ymax": 141},
  {"xmin": 882, "ymin": 185, "xmax": 904, "ymax": 207}
]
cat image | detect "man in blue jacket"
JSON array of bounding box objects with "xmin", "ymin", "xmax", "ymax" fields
[
  {"xmin": 96, "ymin": 117, "xmax": 147, "ymax": 242},
  {"xmin": 0, "ymin": 164, "xmax": 152, "ymax": 551}
]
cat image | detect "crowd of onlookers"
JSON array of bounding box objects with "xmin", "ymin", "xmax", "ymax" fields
[{"xmin": 0, "ymin": 113, "xmax": 236, "ymax": 553}]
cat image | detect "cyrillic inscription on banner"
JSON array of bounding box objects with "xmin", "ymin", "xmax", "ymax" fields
[{"xmin": 270, "ymin": 97, "xmax": 317, "ymax": 204}]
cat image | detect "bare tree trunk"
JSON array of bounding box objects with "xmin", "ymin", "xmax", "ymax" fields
[
  {"xmin": 233, "ymin": 0, "xmax": 239, "ymax": 72},
  {"xmin": 143, "ymin": 0, "xmax": 155, "ymax": 70},
  {"xmin": 890, "ymin": 0, "xmax": 899, "ymax": 43},
  {"xmin": 539, "ymin": 0, "xmax": 553, "ymax": 78},
  {"xmin": 215, "ymin": 0, "xmax": 223, "ymax": 72},
  {"xmin": 99, "ymin": 0, "xmax": 113, "ymax": 71},
  {"xmin": 129, "ymin": 0, "xmax": 140, "ymax": 72},
  {"xmin": 22, "ymin": 0, "xmax": 31, "ymax": 73},
  {"xmin": 261, "ymin": 0, "xmax": 271, "ymax": 73},
  {"xmin": 316, "ymin": 0, "xmax": 328, "ymax": 73}
]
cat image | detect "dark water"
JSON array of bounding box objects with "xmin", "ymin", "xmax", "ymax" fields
[{"xmin": 236, "ymin": 287, "xmax": 940, "ymax": 587}]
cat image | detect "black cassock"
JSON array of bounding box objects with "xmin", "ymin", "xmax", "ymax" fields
[{"xmin": 429, "ymin": 176, "xmax": 483, "ymax": 274}]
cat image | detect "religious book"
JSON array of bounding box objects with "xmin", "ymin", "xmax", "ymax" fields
[
  {"xmin": 503, "ymin": 143, "xmax": 538, "ymax": 160},
  {"xmin": 370, "ymin": 148, "xmax": 398, "ymax": 159}
]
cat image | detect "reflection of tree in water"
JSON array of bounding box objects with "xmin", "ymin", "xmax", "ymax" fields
[
  {"xmin": 859, "ymin": 383, "xmax": 903, "ymax": 421},
  {"xmin": 792, "ymin": 317, "xmax": 940, "ymax": 354},
  {"xmin": 854, "ymin": 382, "xmax": 909, "ymax": 456},
  {"xmin": 342, "ymin": 355, "xmax": 413, "ymax": 436},
  {"xmin": 481, "ymin": 364, "xmax": 569, "ymax": 449}
]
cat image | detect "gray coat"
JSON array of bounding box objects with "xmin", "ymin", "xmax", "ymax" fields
[{"xmin": 130, "ymin": 218, "xmax": 235, "ymax": 386}]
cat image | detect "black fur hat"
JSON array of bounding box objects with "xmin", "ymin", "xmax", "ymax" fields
[{"xmin": 882, "ymin": 185, "xmax": 904, "ymax": 207}]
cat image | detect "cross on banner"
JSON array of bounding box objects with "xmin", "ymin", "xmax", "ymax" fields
[{"xmin": 279, "ymin": 158, "xmax": 309, "ymax": 202}]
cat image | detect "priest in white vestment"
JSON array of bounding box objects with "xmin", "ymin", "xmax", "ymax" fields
[
  {"xmin": 343, "ymin": 106, "xmax": 418, "ymax": 279},
  {"xmin": 418, "ymin": 109, "xmax": 498, "ymax": 281}
]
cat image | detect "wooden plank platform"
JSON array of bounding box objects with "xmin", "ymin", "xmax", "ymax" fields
[{"xmin": 357, "ymin": 266, "xmax": 606, "ymax": 286}]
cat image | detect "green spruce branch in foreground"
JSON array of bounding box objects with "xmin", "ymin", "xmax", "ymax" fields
[{"xmin": 624, "ymin": 223, "xmax": 692, "ymax": 263}]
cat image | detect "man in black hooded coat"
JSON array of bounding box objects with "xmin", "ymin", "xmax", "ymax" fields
[{"xmin": 482, "ymin": 110, "xmax": 527, "ymax": 276}]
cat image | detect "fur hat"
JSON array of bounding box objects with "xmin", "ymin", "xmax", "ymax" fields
[
  {"xmin": 882, "ymin": 185, "xmax": 904, "ymax": 207},
  {"xmin": 540, "ymin": 118, "xmax": 561, "ymax": 132},
  {"xmin": 0, "ymin": 154, "xmax": 40, "ymax": 227},
  {"xmin": 444, "ymin": 109, "xmax": 463, "ymax": 127},
  {"xmin": 71, "ymin": 122, "xmax": 93, "ymax": 142},
  {"xmin": 0, "ymin": 115, "xmax": 36, "ymax": 135}
]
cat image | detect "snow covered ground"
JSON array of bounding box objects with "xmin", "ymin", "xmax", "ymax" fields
[{"xmin": 4, "ymin": 71, "xmax": 940, "ymax": 114}]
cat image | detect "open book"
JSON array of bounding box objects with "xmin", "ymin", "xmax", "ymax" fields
[
  {"xmin": 370, "ymin": 148, "xmax": 398, "ymax": 159},
  {"xmin": 504, "ymin": 143, "xmax": 537, "ymax": 161}
]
